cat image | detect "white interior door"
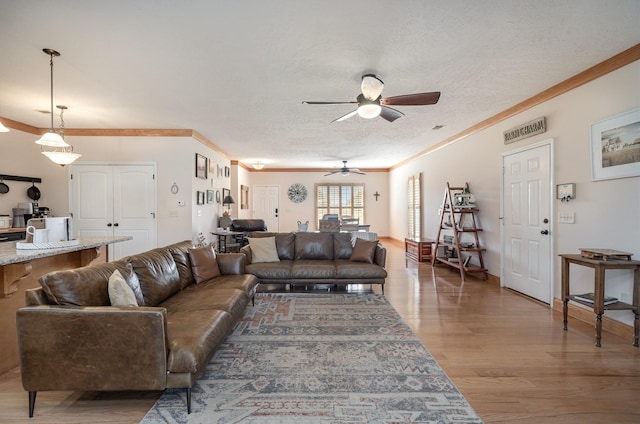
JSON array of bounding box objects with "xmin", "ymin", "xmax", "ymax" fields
[
  {"xmin": 112, "ymin": 166, "xmax": 156, "ymax": 259},
  {"xmin": 501, "ymin": 141, "xmax": 553, "ymax": 304},
  {"xmin": 70, "ymin": 165, "xmax": 112, "ymax": 238},
  {"xmin": 253, "ymin": 185, "xmax": 279, "ymax": 232},
  {"xmin": 70, "ymin": 164, "xmax": 156, "ymax": 260}
]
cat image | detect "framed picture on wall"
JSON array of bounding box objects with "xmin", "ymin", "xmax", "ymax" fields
[
  {"xmin": 195, "ymin": 154, "xmax": 208, "ymax": 179},
  {"xmin": 241, "ymin": 185, "xmax": 249, "ymax": 209},
  {"xmin": 206, "ymin": 189, "xmax": 214, "ymax": 204},
  {"xmin": 591, "ymin": 107, "xmax": 640, "ymax": 181},
  {"xmin": 196, "ymin": 190, "xmax": 205, "ymax": 205}
]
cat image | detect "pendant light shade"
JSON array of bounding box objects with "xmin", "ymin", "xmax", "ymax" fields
[
  {"xmin": 36, "ymin": 130, "xmax": 69, "ymax": 147},
  {"xmin": 36, "ymin": 49, "xmax": 81, "ymax": 166},
  {"xmin": 0, "ymin": 121, "xmax": 9, "ymax": 132}
]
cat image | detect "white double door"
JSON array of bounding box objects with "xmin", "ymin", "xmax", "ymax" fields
[
  {"xmin": 70, "ymin": 164, "xmax": 157, "ymax": 260},
  {"xmin": 501, "ymin": 142, "xmax": 553, "ymax": 304}
]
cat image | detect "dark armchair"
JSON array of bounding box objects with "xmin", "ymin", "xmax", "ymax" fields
[{"xmin": 230, "ymin": 219, "xmax": 267, "ymax": 245}]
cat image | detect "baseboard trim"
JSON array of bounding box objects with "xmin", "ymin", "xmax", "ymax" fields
[{"xmin": 551, "ymin": 298, "xmax": 635, "ymax": 342}]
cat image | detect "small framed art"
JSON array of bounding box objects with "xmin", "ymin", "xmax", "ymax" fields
[
  {"xmin": 196, "ymin": 190, "xmax": 205, "ymax": 205},
  {"xmin": 207, "ymin": 189, "xmax": 214, "ymax": 204},
  {"xmin": 241, "ymin": 185, "xmax": 249, "ymax": 209},
  {"xmin": 195, "ymin": 154, "xmax": 208, "ymax": 179}
]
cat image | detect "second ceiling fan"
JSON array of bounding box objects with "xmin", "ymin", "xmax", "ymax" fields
[{"xmin": 303, "ymin": 74, "xmax": 441, "ymax": 122}]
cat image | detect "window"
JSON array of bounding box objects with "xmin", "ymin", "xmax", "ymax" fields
[
  {"xmin": 316, "ymin": 183, "xmax": 365, "ymax": 226},
  {"xmin": 408, "ymin": 173, "xmax": 421, "ymax": 238}
]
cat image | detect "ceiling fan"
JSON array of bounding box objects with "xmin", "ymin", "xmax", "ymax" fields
[
  {"xmin": 325, "ymin": 161, "xmax": 366, "ymax": 176},
  {"xmin": 303, "ymin": 74, "xmax": 440, "ymax": 122}
]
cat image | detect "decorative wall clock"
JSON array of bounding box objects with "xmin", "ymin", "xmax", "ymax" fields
[{"xmin": 288, "ymin": 183, "xmax": 307, "ymax": 203}]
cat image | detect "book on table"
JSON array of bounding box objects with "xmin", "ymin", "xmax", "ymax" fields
[{"xmin": 574, "ymin": 292, "xmax": 618, "ymax": 305}]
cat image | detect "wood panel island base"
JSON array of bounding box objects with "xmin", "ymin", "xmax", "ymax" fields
[{"xmin": 0, "ymin": 237, "xmax": 131, "ymax": 375}]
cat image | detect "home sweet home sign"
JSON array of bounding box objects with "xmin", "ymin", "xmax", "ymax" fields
[{"xmin": 503, "ymin": 117, "xmax": 546, "ymax": 144}]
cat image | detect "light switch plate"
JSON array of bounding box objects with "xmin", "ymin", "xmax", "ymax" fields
[{"xmin": 559, "ymin": 212, "xmax": 575, "ymax": 223}]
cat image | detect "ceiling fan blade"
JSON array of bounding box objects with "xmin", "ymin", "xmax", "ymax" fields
[
  {"xmin": 352, "ymin": 170, "xmax": 366, "ymax": 175},
  {"xmin": 379, "ymin": 106, "xmax": 404, "ymax": 122},
  {"xmin": 332, "ymin": 110, "xmax": 358, "ymax": 122},
  {"xmin": 302, "ymin": 101, "xmax": 357, "ymax": 105},
  {"xmin": 324, "ymin": 170, "xmax": 341, "ymax": 176},
  {"xmin": 380, "ymin": 91, "xmax": 441, "ymax": 106}
]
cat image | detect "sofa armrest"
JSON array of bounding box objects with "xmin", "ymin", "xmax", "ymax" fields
[
  {"xmin": 217, "ymin": 253, "xmax": 246, "ymax": 275},
  {"xmin": 17, "ymin": 305, "xmax": 168, "ymax": 392},
  {"xmin": 374, "ymin": 244, "xmax": 387, "ymax": 268},
  {"xmin": 239, "ymin": 245, "xmax": 252, "ymax": 264}
]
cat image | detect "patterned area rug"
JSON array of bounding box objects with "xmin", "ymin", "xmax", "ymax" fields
[{"xmin": 141, "ymin": 293, "xmax": 482, "ymax": 423}]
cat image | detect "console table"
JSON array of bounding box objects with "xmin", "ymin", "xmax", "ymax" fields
[
  {"xmin": 211, "ymin": 230, "xmax": 244, "ymax": 253},
  {"xmin": 560, "ymin": 253, "xmax": 640, "ymax": 347},
  {"xmin": 405, "ymin": 238, "xmax": 434, "ymax": 263}
]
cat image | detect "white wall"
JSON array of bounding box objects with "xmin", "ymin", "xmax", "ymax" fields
[
  {"xmin": 241, "ymin": 171, "xmax": 390, "ymax": 235},
  {"xmin": 390, "ymin": 61, "xmax": 640, "ymax": 325},
  {"xmin": 0, "ymin": 131, "xmax": 230, "ymax": 247}
]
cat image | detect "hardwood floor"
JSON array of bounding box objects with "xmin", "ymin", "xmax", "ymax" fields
[{"xmin": 1, "ymin": 241, "xmax": 638, "ymax": 423}]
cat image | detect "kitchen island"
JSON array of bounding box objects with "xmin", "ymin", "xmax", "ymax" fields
[{"xmin": 0, "ymin": 236, "xmax": 131, "ymax": 375}]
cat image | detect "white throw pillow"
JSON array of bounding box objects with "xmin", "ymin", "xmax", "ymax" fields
[
  {"xmin": 248, "ymin": 237, "xmax": 280, "ymax": 263},
  {"xmin": 108, "ymin": 269, "xmax": 139, "ymax": 307}
]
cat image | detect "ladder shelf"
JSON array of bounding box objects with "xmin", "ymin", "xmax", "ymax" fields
[{"xmin": 433, "ymin": 182, "xmax": 487, "ymax": 281}]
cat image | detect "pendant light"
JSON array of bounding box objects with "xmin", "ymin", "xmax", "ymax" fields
[
  {"xmin": 41, "ymin": 105, "xmax": 81, "ymax": 166},
  {"xmin": 36, "ymin": 48, "xmax": 81, "ymax": 166},
  {"xmin": 0, "ymin": 120, "xmax": 9, "ymax": 132}
]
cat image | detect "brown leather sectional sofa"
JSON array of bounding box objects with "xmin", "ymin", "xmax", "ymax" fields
[
  {"xmin": 15, "ymin": 240, "xmax": 258, "ymax": 417},
  {"xmin": 241, "ymin": 232, "xmax": 387, "ymax": 291}
]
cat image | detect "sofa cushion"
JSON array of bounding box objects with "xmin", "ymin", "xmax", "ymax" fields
[
  {"xmin": 160, "ymin": 286, "xmax": 248, "ymax": 321},
  {"xmin": 108, "ymin": 270, "xmax": 139, "ymax": 307},
  {"xmin": 295, "ymin": 232, "xmax": 334, "ymax": 260},
  {"xmin": 169, "ymin": 241, "xmax": 195, "ymax": 289},
  {"xmin": 349, "ymin": 238, "xmax": 378, "ymax": 263},
  {"xmin": 39, "ymin": 261, "xmax": 132, "ymax": 306},
  {"xmin": 188, "ymin": 245, "xmax": 221, "ymax": 283},
  {"xmin": 290, "ymin": 259, "xmax": 336, "ymax": 279},
  {"xmin": 129, "ymin": 248, "xmax": 181, "ymax": 306},
  {"xmin": 333, "ymin": 232, "xmax": 354, "ymax": 259},
  {"xmin": 335, "ymin": 259, "xmax": 388, "ymax": 279},
  {"xmin": 166, "ymin": 309, "xmax": 234, "ymax": 374},
  {"xmin": 245, "ymin": 260, "xmax": 293, "ymax": 280},
  {"xmin": 252, "ymin": 232, "xmax": 295, "ymax": 260},
  {"xmin": 209, "ymin": 274, "xmax": 259, "ymax": 299},
  {"xmin": 248, "ymin": 237, "xmax": 280, "ymax": 263}
]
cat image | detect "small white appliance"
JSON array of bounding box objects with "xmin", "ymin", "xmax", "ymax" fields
[{"xmin": 0, "ymin": 215, "xmax": 11, "ymax": 229}]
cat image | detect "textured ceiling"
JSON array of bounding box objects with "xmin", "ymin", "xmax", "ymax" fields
[{"xmin": 1, "ymin": 1, "xmax": 639, "ymax": 170}]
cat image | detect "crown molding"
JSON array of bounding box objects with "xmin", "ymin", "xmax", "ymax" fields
[{"xmin": 392, "ymin": 43, "xmax": 640, "ymax": 170}]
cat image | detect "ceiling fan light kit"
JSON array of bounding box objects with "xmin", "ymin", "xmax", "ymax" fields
[{"xmin": 303, "ymin": 73, "xmax": 441, "ymax": 123}]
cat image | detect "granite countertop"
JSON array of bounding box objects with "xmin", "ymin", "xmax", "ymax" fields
[{"xmin": 0, "ymin": 236, "xmax": 132, "ymax": 266}]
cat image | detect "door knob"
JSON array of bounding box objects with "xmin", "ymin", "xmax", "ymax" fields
[
  {"xmin": 114, "ymin": 223, "xmax": 119, "ymax": 227},
  {"xmin": 540, "ymin": 229, "xmax": 549, "ymax": 235},
  {"xmin": 107, "ymin": 223, "xmax": 112, "ymax": 227}
]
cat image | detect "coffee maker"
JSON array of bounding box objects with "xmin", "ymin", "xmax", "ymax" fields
[{"xmin": 16, "ymin": 202, "xmax": 37, "ymax": 227}]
